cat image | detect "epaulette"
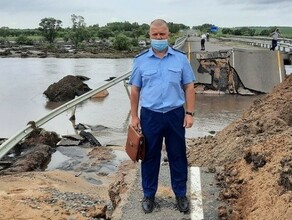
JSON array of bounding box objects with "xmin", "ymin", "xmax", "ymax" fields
[
  {"xmin": 171, "ymin": 47, "xmax": 186, "ymax": 54},
  {"xmin": 135, "ymin": 49, "xmax": 149, "ymax": 58}
]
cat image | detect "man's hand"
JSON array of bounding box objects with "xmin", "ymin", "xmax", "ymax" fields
[
  {"xmin": 183, "ymin": 115, "xmax": 194, "ymax": 128},
  {"xmin": 130, "ymin": 116, "xmax": 141, "ymax": 130}
]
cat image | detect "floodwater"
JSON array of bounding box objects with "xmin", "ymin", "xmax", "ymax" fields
[{"xmin": 0, "ymin": 58, "xmax": 263, "ymax": 146}]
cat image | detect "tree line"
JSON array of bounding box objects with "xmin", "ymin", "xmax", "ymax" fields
[
  {"xmin": 1, "ymin": 18, "xmax": 288, "ymax": 52},
  {"xmin": 193, "ymin": 23, "xmax": 290, "ymax": 38},
  {"xmin": 0, "ymin": 15, "xmax": 189, "ymax": 51},
  {"xmin": 220, "ymin": 26, "xmax": 278, "ymax": 36}
]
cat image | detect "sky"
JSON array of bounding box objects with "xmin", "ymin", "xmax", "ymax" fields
[{"xmin": 0, "ymin": 0, "xmax": 291, "ymax": 29}]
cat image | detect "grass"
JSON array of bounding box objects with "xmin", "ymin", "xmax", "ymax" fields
[{"xmin": 217, "ymin": 26, "xmax": 292, "ymax": 39}]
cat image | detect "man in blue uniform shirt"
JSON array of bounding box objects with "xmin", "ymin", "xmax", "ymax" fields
[{"xmin": 129, "ymin": 19, "xmax": 196, "ymax": 214}]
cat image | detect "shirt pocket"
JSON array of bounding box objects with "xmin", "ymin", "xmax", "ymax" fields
[
  {"xmin": 141, "ymin": 69, "xmax": 159, "ymax": 85},
  {"xmin": 168, "ymin": 67, "xmax": 182, "ymax": 83}
]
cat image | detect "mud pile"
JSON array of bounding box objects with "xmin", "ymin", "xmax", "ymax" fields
[
  {"xmin": 43, "ymin": 75, "xmax": 91, "ymax": 102},
  {"xmin": 187, "ymin": 75, "xmax": 292, "ymax": 219}
]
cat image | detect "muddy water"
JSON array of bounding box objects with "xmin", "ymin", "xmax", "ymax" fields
[
  {"xmin": 0, "ymin": 58, "xmax": 262, "ymax": 146},
  {"xmin": 187, "ymin": 93, "xmax": 261, "ymax": 138}
]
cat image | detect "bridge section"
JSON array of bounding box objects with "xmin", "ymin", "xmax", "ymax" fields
[
  {"xmin": 231, "ymin": 48, "xmax": 285, "ymax": 93},
  {"xmin": 185, "ymin": 36, "xmax": 287, "ymax": 93}
]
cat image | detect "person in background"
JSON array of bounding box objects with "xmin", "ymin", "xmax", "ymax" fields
[
  {"xmin": 206, "ymin": 32, "xmax": 210, "ymax": 42},
  {"xmin": 270, "ymin": 28, "xmax": 281, "ymax": 51},
  {"xmin": 129, "ymin": 19, "xmax": 196, "ymax": 214},
  {"xmin": 200, "ymin": 33, "xmax": 207, "ymax": 50}
]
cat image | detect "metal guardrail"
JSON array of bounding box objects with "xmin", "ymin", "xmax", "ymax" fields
[
  {"xmin": 0, "ymin": 40, "xmax": 185, "ymax": 160},
  {"xmin": 175, "ymin": 36, "xmax": 188, "ymax": 50},
  {"xmin": 225, "ymin": 35, "xmax": 292, "ymax": 44},
  {"xmin": 219, "ymin": 36, "xmax": 292, "ymax": 52},
  {"xmin": 0, "ymin": 71, "xmax": 131, "ymax": 160}
]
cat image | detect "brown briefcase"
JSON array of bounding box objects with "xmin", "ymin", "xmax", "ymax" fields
[{"xmin": 125, "ymin": 125, "xmax": 145, "ymax": 162}]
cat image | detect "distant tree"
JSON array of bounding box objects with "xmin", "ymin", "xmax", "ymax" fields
[
  {"xmin": 269, "ymin": 26, "xmax": 277, "ymax": 31},
  {"xmin": 259, "ymin": 29, "xmax": 270, "ymax": 36},
  {"xmin": 168, "ymin": 22, "xmax": 180, "ymax": 33},
  {"xmin": 106, "ymin": 22, "xmax": 124, "ymax": 32},
  {"xmin": 233, "ymin": 29, "xmax": 242, "ymax": 35},
  {"xmin": 70, "ymin": 14, "xmax": 91, "ymax": 47},
  {"xmin": 195, "ymin": 23, "xmax": 214, "ymax": 33},
  {"xmin": 97, "ymin": 27, "xmax": 113, "ymax": 39},
  {"xmin": 222, "ymin": 28, "xmax": 233, "ymax": 35},
  {"xmin": 113, "ymin": 34, "xmax": 131, "ymax": 50},
  {"xmin": 16, "ymin": 35, "xmax": 33, "ymax": 45},
  {"xmin": 90, "ymin": 24, "xmax": 100, "ymax": 29},
  {"xmin": 88, "ymin": 24, "xmax": 100, "ymax": 39},
  {"xmin": 39, "ymin": 17, "xmax": 62, "ymax": 43},
  {"xmin": 0, "ymin": 27, "xmax": 10, "ymax": 37},
  {"xmin": 123, "ymin": 21, "xmax": 133, "ymax": 31},
  {"xmin": 140, "ymin": 23, "xmax": 150, "ymax": 31},
  {"xmin": 239, "ymin": 27, "xmax": 255, "ymax": 36},
  {"xmin": 0, "ymin": 37, "xmax": 6, "ymax": 44},
  {"xmin": 62, "ymin": 33, "xmax": 70, "ymax": 42},
  {"xmin": 131, "ymin": 38, "xmax": 138, "ymax": 47}
]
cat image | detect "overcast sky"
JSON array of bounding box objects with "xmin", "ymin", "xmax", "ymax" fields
[{"xmin": 1, "ymin": 0, "xmax": 291, "ymax": 29}]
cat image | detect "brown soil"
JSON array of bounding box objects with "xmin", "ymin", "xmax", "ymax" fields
[
  {"xmin": 0, "ymin": 75, "xmax": 291, "ymax": 219},
  {"xmin": 0, "ymin": 146, "xmax": 138, "ymax": 220},
  {"xmin": 187, "ymin": 74, "xmax": 292, "ymax": 219}
]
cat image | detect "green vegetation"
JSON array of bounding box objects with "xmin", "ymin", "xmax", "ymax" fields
[
  {"xmin": 191, "ymin": 23, "xmax": 292, "ymax": 39},
  {"xmin": 217, "ymin": 26, "xmax": 292, "ymax": 38},
  {"xmin": 39, "ymin": 17, "xmax": 62, "ymax": 43},
  {"xmin": 1, "ymin": 16, "xmax": 291, "ymax": 55},
  {"xmin": 192, "ymin": 23, "xmax": 214, "ymax": 34},
  {"xmin": 69, "ymin": 14, "xmax": 90, "ymax": 47},
  {"xmin": 15, "ymin": 35, "xmax": 33, "ymax": 45},
  {"xmin": 0, "ymin": 16, "xmax": 189, "ymax": 53},
  {"xmin": 113, "ymin": 34, "xmax": 131, "ymax": 51}
]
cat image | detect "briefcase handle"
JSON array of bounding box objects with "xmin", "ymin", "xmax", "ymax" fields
[{"xmin": 131, "ymin": 125, "xmax": 142, "ymax": 134}]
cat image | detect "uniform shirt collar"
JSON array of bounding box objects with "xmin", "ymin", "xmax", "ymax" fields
[{"xmin": 147, "ymin": 46, "xmax": 175, "ymax": 57}]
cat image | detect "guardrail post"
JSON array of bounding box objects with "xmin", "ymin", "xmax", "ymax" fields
[
  {"xmin": 123, "ymin": 79, "xmax": 130, "ymax": 99},
  {"xmin": 69, "ymin": 106, "xmax": 77, "ymax": 121}
]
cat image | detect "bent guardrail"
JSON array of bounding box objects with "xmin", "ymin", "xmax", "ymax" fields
[
  {"xmin": 0, "ymin": 71, "xmax": 131, "ymax": 160},
  {"xmin": 0, "ymin": 40, "xmax": 186, "ymax": 160}
]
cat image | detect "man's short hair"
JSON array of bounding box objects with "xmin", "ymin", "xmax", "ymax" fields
[{"xmin": 150, "ymin": 19, "xmax": 167, "ymax": 26}]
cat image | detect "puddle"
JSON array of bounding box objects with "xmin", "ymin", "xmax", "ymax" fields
[
  {"xmin": 46, "ymin": 151, "xmax": 71, "ymax": 170},
  {"xmin": 111, "ymin": 149, "xmax": 129, "ymax": 166},
  {"xmin": 85, "ymin": 176, "xmax": 103, "ymax": 185},
  {"xmin": 46, "ymin": 146, "xmax": 129, "ymax": 177}
]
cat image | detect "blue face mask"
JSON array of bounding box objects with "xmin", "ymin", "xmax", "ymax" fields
[{"xmin": 151, "ymin": 39, "xmax": 168, "ymax": 52}]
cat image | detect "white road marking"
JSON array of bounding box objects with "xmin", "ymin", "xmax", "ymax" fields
[{"xmin": 190, "ymin": 166, "xmax": 204, "ymax": 220}]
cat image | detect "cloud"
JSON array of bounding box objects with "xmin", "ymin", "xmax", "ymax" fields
[
  {"xmin": 219, "ymin": 0, "xmax": 291, "ymax": 4},
  {"xmin": 252, "ymin": 0, "xmax": 290, "ymax": 4},
  {"xmin": 0, "ymin": 0, "xmax": 290, "ymax": 29},
  {"xmin": 217, "ymin": 0, "xmax": 292, "ymax": 13}
]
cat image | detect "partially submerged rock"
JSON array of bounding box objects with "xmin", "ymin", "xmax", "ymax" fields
[{"xmin": 43, "ymin": 75, "xmax": 92, "ymax": 102}]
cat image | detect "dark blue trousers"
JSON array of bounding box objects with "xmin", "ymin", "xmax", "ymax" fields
[
  {"xmin": 140, "ymin": 106, "xmax": 188, "ymax": 198},
  {"xmin": 271, "ymin": 39, "xmax": 277, "ymax": 51}
]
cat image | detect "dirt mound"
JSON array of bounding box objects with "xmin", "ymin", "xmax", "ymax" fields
[{"xmin": 187, "ymin": 75, "xmax": 292, "ymax": 219}]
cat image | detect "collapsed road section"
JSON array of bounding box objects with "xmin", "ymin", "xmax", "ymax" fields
[{"xmin": 190, "ymin": 49, "xmax": 287, "ymax": 95}]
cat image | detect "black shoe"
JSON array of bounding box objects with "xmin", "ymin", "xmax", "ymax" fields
[
  {"xmin": 176, "ymin": 196, "xmax": 189, "ymax": 212},
  {"xmin": 142, "ymin": 197, "xmax": 155, "ymax": 213}
]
